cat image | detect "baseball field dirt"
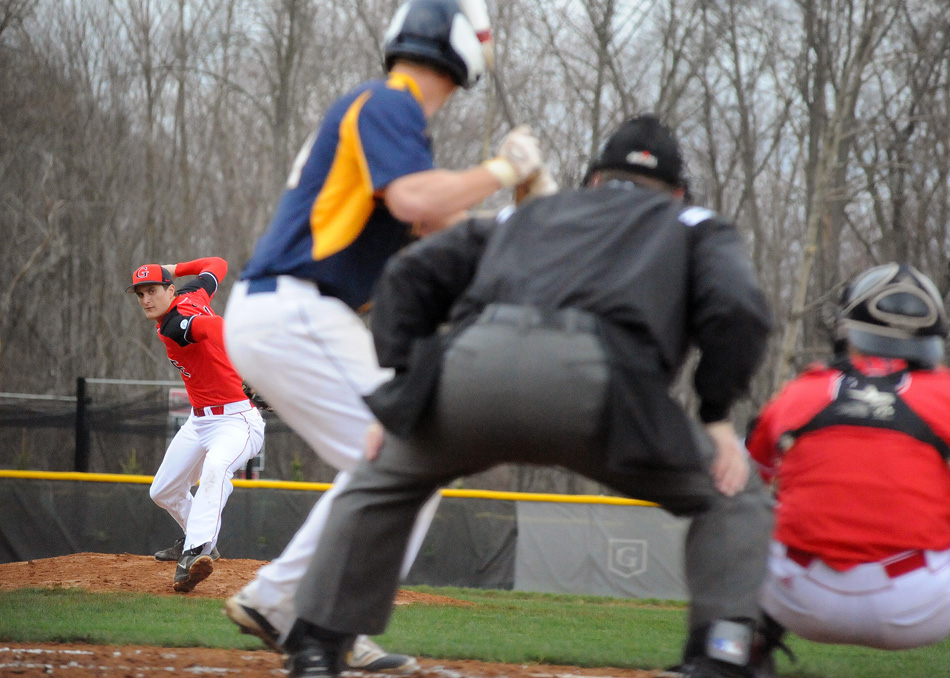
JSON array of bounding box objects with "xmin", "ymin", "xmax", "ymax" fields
[{"xmin": 0, "ymin": 553, "xmax": 661, "ymax": 677}]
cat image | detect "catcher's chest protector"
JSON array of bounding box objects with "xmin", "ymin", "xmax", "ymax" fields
[{"xmin": 778, "ymin": 361, "xmax": 950, "ymax": 460}]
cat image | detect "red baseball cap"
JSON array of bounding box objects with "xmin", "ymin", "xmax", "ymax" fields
[{"xmin": 126, "ymin": 264, "xmax": 173, "ymax": 292}]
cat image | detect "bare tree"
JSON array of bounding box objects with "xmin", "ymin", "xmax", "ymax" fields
[
  {"xmin": 776, "ymin": 0, "xmax": 901, "ymax": 381},
  {"xmin": 5, "ymin": 0, "xmax": 950, "ymax": 483},
  {"xmin": 0, "ymin": 0, "xmax": 36, "ymax": 39}
]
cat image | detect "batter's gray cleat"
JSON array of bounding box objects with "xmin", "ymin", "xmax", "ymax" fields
[
  {"xmin": 173, "ymin": 546, "xmax": 214, "ymax": 593},
  {"xmin": 348, "ymin": 635, "xmax": 420, "ymax": 674},
  {"xmin": 223, "ymin": 592, "xmax": 282, "ymax": 652},
  {"xmin": 155, "ymin": 537, "xmax": 220, "ymax": 562}
]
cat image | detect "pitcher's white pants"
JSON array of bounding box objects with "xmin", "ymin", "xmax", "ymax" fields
[
  {"xmin": 224, "ymin": 276, "xmax": 440, "ymax": 639},
  {"xmin": 150, "ymin": 406, "xmax": 264, "ymax": 553},
  {"xmin": 761, "ymin": 540, "xmax": 950, "ymax": 649}
]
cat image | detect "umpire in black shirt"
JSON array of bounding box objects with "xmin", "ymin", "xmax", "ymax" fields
[{"xmin": 281, "ymin": 116, "xmax": 776, "ymax": 678}]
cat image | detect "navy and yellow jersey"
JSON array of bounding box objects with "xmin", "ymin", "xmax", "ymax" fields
[{"xmin": 242, "ymin": 72, "xmax": 434, "ymax": 310}]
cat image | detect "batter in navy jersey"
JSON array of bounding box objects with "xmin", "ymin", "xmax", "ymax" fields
[
  {"xmin": 223, "ymin": 0, "xmax": 554, "ymax": 672},
  {"xmin": 127, "ymin": 258, "xmax": 264, "ymax": 593},
  {"xmin": 242, "ymin": 72, "xmax": 437, "ymax": 311}
]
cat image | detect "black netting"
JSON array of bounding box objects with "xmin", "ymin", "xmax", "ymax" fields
[{"xmin": 0, "ymin": 385, "xmax": 337, "ymax": 482}]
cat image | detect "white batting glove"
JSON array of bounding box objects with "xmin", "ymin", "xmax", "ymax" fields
[
  {"xmin": 514, "ymin": 165, "xmax": 559, "ymax": 205},
  {"xmin": 483, "ymin": 125, "xmax": 543, "ymax": 188},
  {"xmin": 524, "ymin": 166, "xmax": 559, "ymax": 199}
]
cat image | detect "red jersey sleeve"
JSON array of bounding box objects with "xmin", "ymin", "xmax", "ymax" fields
[
  {"xmin": 187, "ymin": 314, "xmax": 225, "ymax": 344},
  {"xmin": 747, "ymin": 399, "xmax": 781, "ymax": 484},
  {"xmin": 174, "ymin": 257, "xmax": 228, "ymax": 284},
  {"xmin": 747, "ymin": 364, "xmax": 840, "ymax": 485}
]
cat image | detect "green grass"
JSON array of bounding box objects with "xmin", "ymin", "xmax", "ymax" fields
[
  {"xmin": 0, "ymin": 588, "xmax": 267, "ymax": 649},
  {"xmin": 379, "ymin": 587, "xmax": 686, "ymax": 668},
  {"xmin": 1, "ymin": 586, "xmax": 949, "ymax": 677}
]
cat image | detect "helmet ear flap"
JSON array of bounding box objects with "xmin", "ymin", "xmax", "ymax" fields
[
  {"xmin": 455, "ymin": 0, "xmax": 494, "ymax": 68},
  {"xmin": 448, "ymin": 12, "xmax": 486, "ymax": 88}
]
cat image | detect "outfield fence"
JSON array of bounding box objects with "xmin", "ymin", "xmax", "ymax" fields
[{"xmin": 0, "ymin": 470, "xmax": 687, "ymax": 600}]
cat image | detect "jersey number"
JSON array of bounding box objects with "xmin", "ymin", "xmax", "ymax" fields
[{"xmin": 286, "ymin": 131, "xmax": 317, "ymax": 189}]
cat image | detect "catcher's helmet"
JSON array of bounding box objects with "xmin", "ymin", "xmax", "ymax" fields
[
  {"xmin": 383, "ymin": 0, "xmax": 486, "ymax": 89},
  {"xmin": 841, "ymin": 262, "xmax": 948, "ymax": 366}
]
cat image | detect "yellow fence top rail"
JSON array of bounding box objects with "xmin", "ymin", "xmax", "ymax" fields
[{"xmin": 0, "ymin": 469, "xmax": 659, "ymax": 507}]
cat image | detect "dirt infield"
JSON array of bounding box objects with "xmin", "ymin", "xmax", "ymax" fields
[
  {"xmin": 0, "ymin": 553, "xmax": 660, "ymax": 677},
  {"xmin": 0, "ymin": 552, "xmax": 465, "ymax": 604}
]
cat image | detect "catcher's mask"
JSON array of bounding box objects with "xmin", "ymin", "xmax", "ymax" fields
[
  {"xmin": 383, "ymin": 0, "xmax": 486, "ymax": 89},
  {"xmin": 841, "ymin": 262, "xmax": 948, "ymax": 367}
]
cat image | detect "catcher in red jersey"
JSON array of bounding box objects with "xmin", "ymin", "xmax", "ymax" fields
[
  {"xmin": 127, "ymin": 257, "xmax": 264, "ymax": 593},
  {"xmin": 747, "ymin": 263, "xmax": 950, "ymax": 659}
]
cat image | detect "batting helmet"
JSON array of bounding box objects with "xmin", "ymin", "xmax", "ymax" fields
[
  {"xmin": 383, "ymin": 0, "xmax": 486, "ymax": 89},
  {"xmin": 841, "ymin": 262, "xmax": 948, "ymax": 366}
]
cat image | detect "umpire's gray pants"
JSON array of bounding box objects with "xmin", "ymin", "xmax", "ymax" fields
[{"xmin": 294, "ymin": 314, "xmax": 772, "ymax": 635}]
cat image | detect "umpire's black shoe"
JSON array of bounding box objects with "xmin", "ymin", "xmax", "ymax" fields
[
  {"xmin": 659, "ymin": 618, "xmax": 777, "ymax": 678},
  {"xmin": 283, "ymin": 621, "xmax": 350, "ymax": 678},
  {"xmin": 173, "ymin": 545, "xmax": 214, "ymax": 593},
  {"xmin": 285, "ymin": 638, "xmax": 348, "ymax": 678},
  {"xmin": 657, "ymin": 656, "xmax": 761, "ymax": 678},
  {"xmin": 286, "ymin": 646, "xmax": 340, "ymax": 678},
  {"xmin": 155, "ymin": 537, "xmax": 220, "ymax": 562}
]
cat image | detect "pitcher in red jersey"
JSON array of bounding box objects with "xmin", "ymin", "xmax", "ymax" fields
[{"xmin": 127, "ymin": 257, "xmax": 265, "ymax": 593}]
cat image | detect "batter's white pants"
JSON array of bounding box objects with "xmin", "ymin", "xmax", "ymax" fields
[
  {"xmin": 224, "ymin": 276, "xmax": 440, "ymax": 639},
  {"xmin": 761, "ymin": 540, "xmax": 950, "ymax": 649},
  {"xmin": 150, "ymin": 404, "xmax": 264, "ymax": 554}
]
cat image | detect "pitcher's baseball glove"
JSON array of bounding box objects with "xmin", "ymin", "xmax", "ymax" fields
[{"xmin": 242, "ymin": 382, "xmax": 274, "ymax": 412}]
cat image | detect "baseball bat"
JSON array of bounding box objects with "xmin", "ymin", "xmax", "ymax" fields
[{"xmin": 459, "ymin": 0, "xmax": 534, "ymax": 204}]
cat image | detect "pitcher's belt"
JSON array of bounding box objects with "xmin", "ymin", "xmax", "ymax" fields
[{"xmin": 193, "ymin": 399, "xmax": 252, "ymax": 417}]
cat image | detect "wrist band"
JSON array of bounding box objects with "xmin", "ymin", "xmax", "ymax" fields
[{"xmin": 482, "ymin": 158, "xmax": 519, "ymax": 188}]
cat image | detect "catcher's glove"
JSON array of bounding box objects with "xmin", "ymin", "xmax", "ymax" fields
[{"xmin": 242, "ymin": 382, "xmax": 274, "ymax": 412}]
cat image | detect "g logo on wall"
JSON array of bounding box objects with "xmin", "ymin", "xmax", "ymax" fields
[{"xmin": 608, "ymin": 539, "xmax": 648, "ymax": 578}]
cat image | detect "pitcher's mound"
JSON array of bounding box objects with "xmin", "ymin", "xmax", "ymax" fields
[{"xmin": 0, "ymin": 551, "xmax": 470, "ymax": 604}]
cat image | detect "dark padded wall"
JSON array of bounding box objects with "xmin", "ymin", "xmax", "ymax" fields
[{"xmin": 0, "ymin": 478, "xmax": 515, "ymax": 590}]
